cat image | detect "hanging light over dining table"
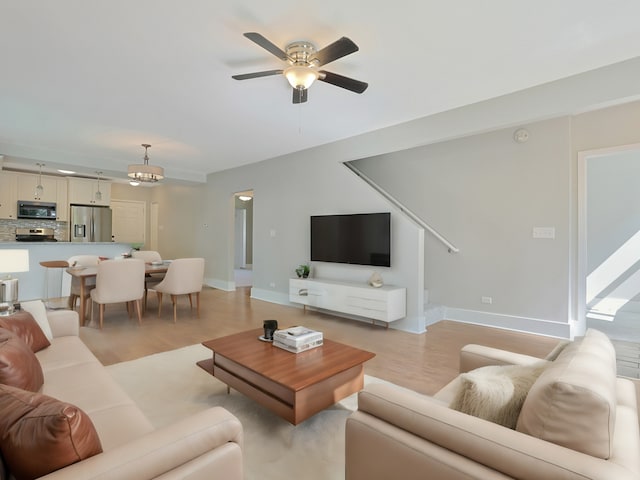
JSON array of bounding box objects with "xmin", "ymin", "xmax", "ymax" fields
[{"xmin": 127, "ymin": 144, "xmax": 164, "ymax": 184}]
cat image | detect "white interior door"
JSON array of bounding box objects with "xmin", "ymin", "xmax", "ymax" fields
[{"xmin": 111, "ymin": 199, "xmax": 146, "ymax": 244}]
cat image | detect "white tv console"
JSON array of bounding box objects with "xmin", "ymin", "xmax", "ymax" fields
[{"xmin": 289, "ymin": 278, "xmax": 406, "ymax": 328}]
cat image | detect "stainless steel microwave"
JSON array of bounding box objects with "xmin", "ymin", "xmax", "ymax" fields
[{"xmin": 17, "ymin": 201, "xmax": 57, "ymax": 219}]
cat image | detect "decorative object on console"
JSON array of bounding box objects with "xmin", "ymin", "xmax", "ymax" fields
[
  {"xmin": 128, "ymin": 143, "xmax": 164, "ymax": 184},
  {"xmin": 295, "ymin": 264, "xmax": 310, "ymax": 278},
  {"xmin": 368, "ymin": 271, "xmax": 384, "ymax": 288},
  {"xmin": 0, "ymin": 249, "xmax": 30, "ymax": 315}
]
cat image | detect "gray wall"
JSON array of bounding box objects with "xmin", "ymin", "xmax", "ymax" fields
[
  {"xmin": 350, "ymin": 116, "xmax": 572, "ymax": 324},
  {"xmin": 201, "ymin": 58, "xmax": 640, "ymax": 338},
  {"xmin": 111, "ymin": 182, "xmax": 205, "ymax": 261},
  {"xmin": 203, "ymin": 152, "xmax": 426, "ymax": 333}
]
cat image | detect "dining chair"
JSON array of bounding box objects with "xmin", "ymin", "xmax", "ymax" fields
[
  {"xmin": 154, "ymin": 258, "xmax": 205, "ymax": 323},
  {"xmin": 67, "ymin": 254, "xmax": 100, "ymax": 320},
  {"xmin": 89, "ymin": 259, "xmax": 145, "ymax": 329},
  {"xmin": 131, "ymin": 250, "xmax": 164, "ymax": 310}
]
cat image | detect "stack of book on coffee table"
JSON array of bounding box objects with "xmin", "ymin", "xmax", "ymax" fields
[{"xmin": 273, "ymin": 326, "xmax": 323, "ymax": 353}]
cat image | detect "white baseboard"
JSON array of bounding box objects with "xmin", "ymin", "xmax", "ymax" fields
[
  {"xmin": 205, "ymin": 277, "xmax": 235, "ymax": 292},
  {"xmin": 445, "ymin": 307, "xmax": 570, "ymax": 338},
  {"xmin": 250, "ymin": 288, "xmax": 290, "ymax": 305}
]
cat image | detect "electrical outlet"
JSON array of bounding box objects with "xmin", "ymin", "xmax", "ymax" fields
[
  {"xmin": 532, "ymin": 227, "xmax": 555, "ymax": 239},
  {"xmin": 481, "ymin": 296, "xmax": 493, "ymax": 305},
  {"xmin": 269, "ymin": 282, "xmax": 276, "ymax": 288}
]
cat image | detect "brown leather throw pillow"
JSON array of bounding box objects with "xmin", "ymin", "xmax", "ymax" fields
[
  {"xmin": 0, "ymin": 311, "xmax": 50, "ymax": 352},
  {"xmin": 0, "ymin": 329, "xmax": 44, "ymax": 392},
  {"xmin": 0, "ymin": 384, "xmax": 103, "ymax": 480}
]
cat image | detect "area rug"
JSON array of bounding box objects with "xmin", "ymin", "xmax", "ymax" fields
[{"xmin": 106, "ymin": 344, "xmax": 394, "ymax": 480}]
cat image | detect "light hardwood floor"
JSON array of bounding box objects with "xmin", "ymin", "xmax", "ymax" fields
[{"xmin": 79, "ymin": 286, "xmax": 561, "ymax": 395}]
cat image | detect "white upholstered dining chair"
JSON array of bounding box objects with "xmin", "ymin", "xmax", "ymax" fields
[
  {"xmin": 67, "ymin": 254, "xmax": 100, "ymax": 321},
  {"xmin": 131, "ymin": 250, "xmax": 164, "ymax": 310},
  {"xmin": 131, "ymin": 250, "xmax": 162, "ymax": 263},
  {"xmin": 153, "ymin": 258, "xmax": 205, "ymax": 323},
  {"xmin": 89, "ymin": 259, "xmax": 145, "ymax": 329}
]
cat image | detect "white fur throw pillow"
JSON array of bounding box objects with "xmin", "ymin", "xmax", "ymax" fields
[{"xmin": 449, "ymin": 362, "xmax": 548, "ymax": 429}]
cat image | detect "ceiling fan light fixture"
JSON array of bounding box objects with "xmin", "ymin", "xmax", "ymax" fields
[
  {"xmin": 284, "ymin": 66, "xmax": 318, "ymax": 90},
  {"xmin": 127, "ymin": 144, "xmax": 164, "ymax": 183}
]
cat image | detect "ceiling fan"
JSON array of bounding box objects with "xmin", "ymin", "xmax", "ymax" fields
[{"xmin": 232, "ymin": 32, "xmax": 368, "ymax": 104}]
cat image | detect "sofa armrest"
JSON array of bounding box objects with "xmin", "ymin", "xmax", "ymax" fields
[
  {"xmin": 350, "ymin": 383, "xmax": 636, "ymax": 480},
  {"xmin": 39, "ymin": 407, "xmax": 243, "ymax": 480},
  {"xmin": 47, "ymin": 310, "xmax": 80, "ymax": 338},
  {"xmin": 459, "ymin": 344, "xmax": 544, "ymax": 373}
]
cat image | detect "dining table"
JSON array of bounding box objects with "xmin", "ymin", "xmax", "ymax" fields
[{"xmin": 66, "ymin": 261, "xmax": 170, "ymax": 326}]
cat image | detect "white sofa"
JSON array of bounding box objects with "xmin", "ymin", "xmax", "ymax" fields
[
  {"xmin": 346, "ymin": 329, "xmax": 640, "ymax": 480},
  {"xmin": 4, "ymin": 306, "xmax": 243, "ymax": 479}
]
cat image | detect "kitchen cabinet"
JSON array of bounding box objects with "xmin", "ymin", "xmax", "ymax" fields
[
  {"xmin": 0, "ymin": 172, "xmax": 18, "ymax": 219},
  {"xmin": 17, "ymin": 173, "xmax": 58, "ymax": 203},
  {"xmin": 56, "ymin": 179, "xmax": 68, "ymax": 221},
  {"xmin": 67, "ymin": 178, "xmax": 111, "ymax": 206}
]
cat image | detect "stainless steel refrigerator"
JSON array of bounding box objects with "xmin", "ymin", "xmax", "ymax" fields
[{"xmin": 70, "ymin": 205, "xmax": 113, "ymax": 242}]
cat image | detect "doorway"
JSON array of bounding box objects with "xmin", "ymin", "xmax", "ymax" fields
[
  {"xmin": 578, "ymin": 143, "xmax": 640, "ymax": 341},
  {"xmin": 234, "ymin": 191, "xmax": 253, "ymax": 287}
]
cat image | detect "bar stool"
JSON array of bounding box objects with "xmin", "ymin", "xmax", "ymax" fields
[{"xmin": 39, "ymin": 260, "xmax": 69, "ymax": 309}]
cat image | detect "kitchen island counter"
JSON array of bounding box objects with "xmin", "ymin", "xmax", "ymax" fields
[{"xmin": 0, "ymin": 242, "xmax": 133, "ymax": 301}]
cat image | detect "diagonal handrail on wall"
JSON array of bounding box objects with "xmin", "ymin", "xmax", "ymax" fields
[{"xmin": 343, "ymin": 162, "xmax": 459, "ymax": 254}]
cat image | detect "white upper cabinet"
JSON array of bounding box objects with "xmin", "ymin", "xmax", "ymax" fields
[
  {"xmin": 67, "ymin": 178, "xmax": 111, "ymax": 206},
  {"xmin": 17, "ymin": 173, "xmax": 58, "ymax": 203},
  {"xmin": 0, "ymin": 172, "xmax": 18, "ymax": 219}
]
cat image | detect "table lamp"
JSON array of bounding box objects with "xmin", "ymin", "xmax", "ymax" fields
[{"xmin": 0, "ymin": 249, "xmax": 30, "ymax": 315}]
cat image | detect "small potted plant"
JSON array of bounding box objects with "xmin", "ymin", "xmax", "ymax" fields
[{"xmin": 295, "ymin": 264, "xmax": 310, "ymax": 278}]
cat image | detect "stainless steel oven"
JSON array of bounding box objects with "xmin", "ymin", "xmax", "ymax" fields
[{"xmin": 17, "ymin": 201, "xmax": 57, "ymax": 219}]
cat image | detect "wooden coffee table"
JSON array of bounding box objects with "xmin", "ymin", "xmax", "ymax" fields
[{"xmin": 197, "ymin": 328, "xmax": 375, "ymax": 425}]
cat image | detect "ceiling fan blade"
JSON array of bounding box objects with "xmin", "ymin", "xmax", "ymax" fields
[
  {"xmin": 313, "ymin": 37, "xmax": 359, "ymax": 66},
  {"xmin": 318, "ymin": 71, "xmax": 368, "ymax": 94},
  {"xmin": 232, "ymin": 69, "xmax": 283, "ymax": 80},
  {"xmin": 292, "ymin": 88, "xmax": 308, "ymax": 104},
  {"xmin": 243, "ymin": 32, "xmax": 289, "ymax": 61}
]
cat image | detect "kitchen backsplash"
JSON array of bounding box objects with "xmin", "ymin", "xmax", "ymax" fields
[{"xmin": 0, "ymin": 219, "xmax": 68, "ymax": 242}]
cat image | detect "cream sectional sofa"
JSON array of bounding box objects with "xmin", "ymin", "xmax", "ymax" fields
[
  {"xmin": 346, "ymin": 328, "xmax": 640, "ymax": 480},
  {"xmin": 6, "ymin": 305, "xmax": 243, "ymax": 480}
]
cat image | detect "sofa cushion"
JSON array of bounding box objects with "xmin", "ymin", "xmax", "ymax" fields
[
  {"xmin": 19, "ymin": 300, "xmax": 53, "ymax": 341},
  {"xmin": 0, "ymin": 328, "xmax": 44, "ymax": 392},
  {"xmin": 0, "ymin": 383, "xmax": 103, "ymax": 480},
  {"xmin": 516, "ymin": 328, "xmax": 617, "ymax": 459},
  {"xmin": 0, "ymin": 311, "xmax": 50, "ymax": 352},
  {"xmin": 449, "ymin": 362, "xmax": 548, "ymax": 428}
]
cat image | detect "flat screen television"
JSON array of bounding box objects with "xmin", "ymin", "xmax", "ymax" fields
[{"xmin": 310, "ymin": 212, "xmax": 391, "ymax": 267}]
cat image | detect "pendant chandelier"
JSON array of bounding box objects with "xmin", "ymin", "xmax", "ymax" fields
[
  {"xmin": 35, "ymin": 163, "xmax": 45, "ymax": 198},
  {"xmin": 95, "ymin": 171, "xmax": 103, "ymax": 201},
  {"xmin": 127, "ymin": 144, "xmax": 164, "ymax": 184}
]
